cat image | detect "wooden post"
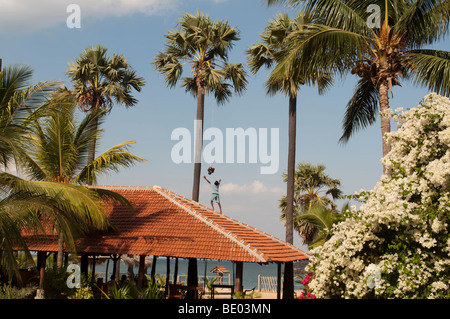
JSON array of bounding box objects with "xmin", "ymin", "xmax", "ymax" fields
[
  {"xmin": 80, "ymin": 253, "xmax": 89, "ymax": 277},
  {"xmin": 166, "ymin": 257, "xmax": 171, "ymax": 284},
  {"xmin": 105, "ymin": 257, "xmax": 110, "ymax": 282},
  {"xmin": 186, "ymin": 258, "xmax": 198, "ymax": 299},
  {"xmin": 277, "ymin": 263, "xmax": 282, "ymax": 300},
  {"xmin": 150, "ymin": 256, "xmax": 158, "ymax": 282},
  {"xmin": 137, "ymin": 255, "xmax": 146, "ymax": 289},
  {"xmin": 173, "ymin": 257, "xmax": 179, "ymax": 285},
  {"xmin": 165, "ymin": 257, "xmax": 171, "ymax": 298},
  {"xmin": 114, "ymin": 255, "xmax": 121, "ymax": 281},
  {"xmin": 37, "ymin": 251, "xmax": 47, "ymax": 288},
  {"xmin": 111, "ymin": 254, "xmax": 121, "ymax": 282},
  {"xmin": 92, "ymin": 255, "xmax": 96, "ymax": 278},
  {"xmin": 235, "ymin": 261, "xmax": 243, "ymax": 293}
]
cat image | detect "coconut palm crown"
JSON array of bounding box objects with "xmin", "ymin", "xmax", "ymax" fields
[
  {"xmin": 267, "ymin": 0, "xmax": 450, "ymax": 161},
  {"xmin": 12, "ymin": 92, "xmax": 146, "ymax": 267}
]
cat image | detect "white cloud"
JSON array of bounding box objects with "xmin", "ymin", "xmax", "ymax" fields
[{"xmin": 0, "ymin": 0, "xmax": 180, "ymax": 34}]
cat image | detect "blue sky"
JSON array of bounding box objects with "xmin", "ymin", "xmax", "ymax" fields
[{"xmin": 1, "ymin": 0, "xmax": 448, "ymax": 251}]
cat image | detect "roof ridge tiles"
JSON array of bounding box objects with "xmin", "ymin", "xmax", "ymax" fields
[{"xmin": 155, "ymin": 186, "xmax": 309, "ymax": 258}]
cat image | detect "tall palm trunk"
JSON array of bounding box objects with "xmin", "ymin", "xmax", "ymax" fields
[
  {"xmin": 187, "ymin": 81, "xmax": 205, "ymax": 298},
  {"xmin": 57, "ymin": 232, "xmax": 64, "ymax": 268},
  {"xmin": 86, "ymin": 111, "xmax": 99, "ymax": 185},
  {"xmin": 192, "ymin": 85, "xmax": 205, "ymax": 202},
  {"xmin": 379, "ymin": 80, "xmax": 391, "ymax": 172},
  {"xmin": 283, "ymin": 93, "xmax": 296, "ymax": 299}
]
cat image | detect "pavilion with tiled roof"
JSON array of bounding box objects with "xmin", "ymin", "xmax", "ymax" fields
[{"xmin": 23, "ymin": 185, "xmax": 309, "ymax": 298}]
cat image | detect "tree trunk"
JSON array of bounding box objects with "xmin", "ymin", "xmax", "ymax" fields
[
  {"xmin": 283, "ymin": 94, "xmax": 297, "ymax": 299},
  {"xmin": 57, "ymin": 233, "xmax": 64, "ymax": 268},
  {"xmin": 188, "ymin": 83, "xmax": 205, "ymax": 298},
  {"xmin": 235, "ymin": 262, "xmax": 243, "ymax": 293},
  {"xmin": 192, "ymin": 86, "xmax": 205, "ymax": 202},
  {"xmin": 379, "ymin": 80, "xmax": 391, "ymax": 172},
  {"xmin": 186, "ymin": 258, "xmax": 198, "ymax": 299},
  {"xmin": 86, "ymin": 110, "xmax": 99, "ymax": 185},
  {"xmin": 137, "ymin": 255, "xmax": 146, "ymax": 289}
]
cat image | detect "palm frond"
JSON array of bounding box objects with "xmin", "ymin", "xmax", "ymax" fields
[
  {"xmin": 224, "ymin": 63, "xmax": 248, "ymax": 95},
  {"xmin": 394, "ymin": 0, "xmax": 450, "ymax": 47},
  {"xmin": 405, "ymin": 49, "xmax": 450, "ymax": 96},
  {"xmin": 89, "ymin": 187, "xmax": 134, "ymax": 211},
  {"xmin": 1, "ymin": 174, "xmax": 111, "ymax": 230},
  {"xmin": 153, "ymin": 11, "xmax": 246, "ymax": 103},
  {"xmin": 72, "ymin": 141, "xmax": 147, "ymax": 185},
  {"xmin": 297, "ymin": 205, "xmax": 334, "ymax": 232},
  {"xmin": 67, "ymin": 45, "xmax": 145, "ymax": 112},
  {"xmin": 340, "ymin": 77, "xmax": 379, "ymax": 143}
]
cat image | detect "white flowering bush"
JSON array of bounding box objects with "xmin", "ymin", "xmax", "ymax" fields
[{"xmin": 307, "ymin": 94, "xmax": 450, "ymax": 299}]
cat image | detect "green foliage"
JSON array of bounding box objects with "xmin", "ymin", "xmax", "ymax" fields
[
  {"xmin": 267, "ymin": 0, "xmax": 450, "ymax": 143},
  {"xmin": 66, "ymin": 45, "xmax": 146, "ymax": 113},
  {"xmin": 99, "ymin": 275, "xmax": 164, "ymax": 300},
  {"xmin": 247, "ymin": 12, "xmax": 333, "ymax": 98},
  {"xmin": 279, "ymin": 162, "xmax": 343, "ymax": 244},
  {"xmin": 0, "ymin": 283, "xmax": 37, "ymax": 299},
  {"xmin": 43, "ymin": 264, "xmax": 72, "ymax": 299},
  {"xmin": 203, "ymin": 276, "xmax": 217, "ymax": 291},
  {"xmin": 139, "ymin": 275, "xmax": 165, "ymax": 299},
  {"xmin": 68, "ymin": 285, "xmax": 94, "ymax": 300},
  {"xmin": 153, "ymin": 11, "xmax": 247, "ymax": 104}
]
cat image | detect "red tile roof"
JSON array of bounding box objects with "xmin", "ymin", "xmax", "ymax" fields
[{"xmin": 24, "ymin": 186, "xmax": 309, "ymax": 264}]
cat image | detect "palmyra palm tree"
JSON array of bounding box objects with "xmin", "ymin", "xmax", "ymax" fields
[
  {"xmin": 66, "ymin": 45, "xmax": 146, "ymax": 181},
  {"xmin": 267, "ymin": 0, "xmax": 450, "ymax": 166},
  {"xmin": 154, "ymin": 11, "xmax": 247, "ymax": 202},
  {"xmin": 247, "ymin": 13, "xmax": 332, "ymax": 299},
  {"xmin": 279, "ymin": 163, "xmax": 342, "ymax": 245},
  {"xmin": 13, "ymin": 92, "xmax": 146, "ymax": 267},
  {"xmin": 153, "ymin": 11, "xmax": 247, "ymax": 294}
]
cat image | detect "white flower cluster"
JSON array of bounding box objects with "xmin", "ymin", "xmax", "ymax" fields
[{"xmin": 307, "ymin": 94, "xmax": 450, "ymax": 299}]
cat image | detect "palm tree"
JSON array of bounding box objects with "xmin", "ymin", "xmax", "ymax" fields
[
  {"xmin": 1, "ymin": 65, "xmax": 58, "ymax": 168},
  {"xmin": 154, "ymin": 11, "xmax": 247, "ymax": 202},
  {"xmin": 0, "ymin": 64, "xmax": 60, "ymax": 281},
  {"xmin": 247, "ymin": 13, "xmax": 332, "ymax": 299},
  {"xmin": 153, "ymin": 11, "xmax": 247, "ymax": 294},
  {"xmin": 66, "ymin": 45, "xmax": 146, "ymax": 182},
  {"xmin": 267, "ymin": 0, "xmax": 450, "ymax": 165},
  {"xmin": 279, "ymin": 162, "xmax": 342, "ymax": 245},
  {"xmin": 296, "ymin": 202, "xmax": 349, "ymax": 249},
  {"xmin": 13, "ymin": 92, "xmax": 146, "ymax": 267},
  {"xmin": 0, "ymin": 190, "xmax": 45, "ymax": 282}
]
